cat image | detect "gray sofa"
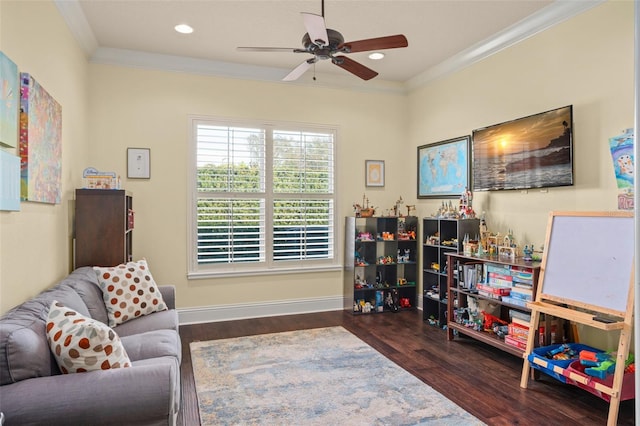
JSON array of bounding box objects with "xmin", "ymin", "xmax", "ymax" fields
[{"xmin": 0, "ymin": 267, "xmax": 181, "ymax": 425}]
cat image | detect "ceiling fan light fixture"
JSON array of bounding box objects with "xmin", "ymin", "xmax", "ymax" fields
[
  {"xmin": 238, "ymin": 0, "xmax": 407, "ymax": 81},
  {"xmin": 174, "ymin": 24, "xmax": 194, "ymax": 34}
]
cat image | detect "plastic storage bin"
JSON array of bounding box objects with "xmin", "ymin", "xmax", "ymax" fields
[
  {"xmin": 567, "ymin": 360, "xmax": 635, "ymax": 402},
  {"xmin": 527, "ymin": 343, "xmax": 602, "ymax": 384}
]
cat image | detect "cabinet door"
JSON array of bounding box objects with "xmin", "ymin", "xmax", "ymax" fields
[{"xmin": 75, "ymin": 190, "xmax": 130, "ymax": 268}]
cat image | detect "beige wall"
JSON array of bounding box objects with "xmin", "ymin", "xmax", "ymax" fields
[
  {"xmin": 0, "ymin": 0, "xmax": 634, "ymax": 325},
  {"xmin": 410, "ymin": 0, "xmax": 633, "ymax": 248},
  {"xmin": 408, "ymin": 0, "xmax": 634, "ymax": 349},
  {"xmin": 0, "ymin": 0, "xmax": 89, "ymax": 313},
  {"xmin": 87, "ymin": 65, "xmax": 408, "ymax": 309}
]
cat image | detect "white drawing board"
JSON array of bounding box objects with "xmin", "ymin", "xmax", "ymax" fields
[{"xmin": 539, "ymin": 212, "xmax": 634, "ymax": 314}]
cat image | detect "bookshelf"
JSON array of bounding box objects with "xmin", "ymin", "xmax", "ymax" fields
[
  {"xmin": 344, "ymin": 216, "xmax": 418, "ymax": 314},
  {"xmin": 422, "ymin": 218, "xmax": 479, "ymax": 327},
  {"xmin": 445, "ymin": 252, "xmax": 547, "ymax": 357}
]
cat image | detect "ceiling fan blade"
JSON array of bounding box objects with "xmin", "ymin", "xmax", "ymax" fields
[
  {"xmin": 237, "ymin": 47, "xmax": 301, "ymax": 53},
  {"xmin": 301, "ymin": 12, "xmax": 328, "ymax": 46},
  {"xmin": 332, "ymin": 56, "xmax": 378, "ymax": 81},
  {"xmin": 283, "ymin": 60, "xmax": 315, "ymax": 81},
  {"xmin": 339, "ymin": 35, "xmax": 408, "ymax": 53}
]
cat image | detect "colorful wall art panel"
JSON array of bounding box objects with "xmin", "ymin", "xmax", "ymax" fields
[
  {"xmin": 0, "ymin": 52, "xmax": 19, "ymax": 148},
  {"xmin": 609, "ymin": 128, "xmax": 634, "ymax": 210},
  {"xmin": 0, "ymin": 149, "xmax": 20, "ymax": 211},
  {"xmin": 19, "ymin": 72, "xmax": 62, "ymax": 204}
]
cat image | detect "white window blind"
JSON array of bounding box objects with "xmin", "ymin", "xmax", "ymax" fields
[{"xmin": 189, "ymin": 118, "xmax": 337, "ymax": 277}]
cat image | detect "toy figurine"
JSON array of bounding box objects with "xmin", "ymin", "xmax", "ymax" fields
[
  {"xmin": 354, "ymin": 194, "xmax": 376, "ymax": 217},
  {"xmin": 387, "ymin": 288, "xmax": 400, "ymax": 312},
  {"xmin": 385, "ymin": 292, "xmax": 394, "ymax": 309},
  {"xmin": 406, "ymin": 205, "xmax": 416, "ymax": 217},
  {"xmin": 393, "ymin": 196, "xmax": 404, "ymax": 217}
]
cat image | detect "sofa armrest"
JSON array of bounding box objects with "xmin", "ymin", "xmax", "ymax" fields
[
  {"xmin": 159, "ymin": 285, "xmax": 176, "ymax": 310},
  {"xmin": 0, "ymin": 361, "xmax": 178, "ymax": 426}
]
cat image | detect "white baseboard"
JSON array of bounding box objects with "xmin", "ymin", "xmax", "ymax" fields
[{"xmin": 178, "ymin": 295, "xmax": 345, "ymax": 325}]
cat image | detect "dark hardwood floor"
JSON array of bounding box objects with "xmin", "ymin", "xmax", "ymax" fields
[{"xmin": 178, "ymin": 310, "xmax": 634, "ymax": 425}]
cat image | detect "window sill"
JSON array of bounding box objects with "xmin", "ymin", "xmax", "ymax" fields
[{"xmin": 187, "ymin": 264, "xmax": 343, "ymax": 280}]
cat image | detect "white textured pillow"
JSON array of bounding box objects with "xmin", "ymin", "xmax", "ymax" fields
[
  {"xmin": 93, "ymin": 259, "xmax": 167, "ymax": 327},
  {"xmin": 46, "ymin": 301, "xmax": 131, "ymax": 374}
]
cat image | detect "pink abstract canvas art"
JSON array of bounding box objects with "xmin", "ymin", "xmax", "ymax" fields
[{"xmin": 19, "ymin": 72, "xmax": 62, "ymax": 204}]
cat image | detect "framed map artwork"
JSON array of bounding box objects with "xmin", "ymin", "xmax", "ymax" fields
[{"xmin": 417, "ymin": 136, "xmax": 470, "ymax": 199}]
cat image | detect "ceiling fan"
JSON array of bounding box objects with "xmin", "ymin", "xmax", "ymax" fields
[{"xmin": 237, "ymin": 0, "xmax": 408, "ymax": 81}]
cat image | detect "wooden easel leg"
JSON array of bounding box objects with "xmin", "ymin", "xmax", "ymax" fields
[
  {"xmin": 520, "ymin": 308, "xmax": 541, "ymax": 388},
  {"xmin": 607, "ymin": 325, "xmax": 632, "ymax": 426},
  {"xmin": 607, "ymin": 395, "xmax": 621, "ymax": 426}
]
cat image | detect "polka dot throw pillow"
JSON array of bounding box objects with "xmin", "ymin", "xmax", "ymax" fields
[
  {"xmin": 94, "ymin": 259, "xmax": 167, "ymax": 327},
  {"xmin": 46, "ymin": 301, "xmax": 131, "ymax": 374}
]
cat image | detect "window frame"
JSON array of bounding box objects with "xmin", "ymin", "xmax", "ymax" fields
[{"xmin": 187, "ymin": 115, "xmax": 340, "ymax": 279}]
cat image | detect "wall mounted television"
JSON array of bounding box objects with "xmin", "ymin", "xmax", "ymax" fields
[{"xmin": 471, "ymin": 105, "xmax": 573, "ymax": 191}]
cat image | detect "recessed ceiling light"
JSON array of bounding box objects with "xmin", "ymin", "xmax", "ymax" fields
[
  {"xmin": 174, "ymin": 24, "xmax": 194, "ymax": 34},
  {"xmin": 368, "ymin": 52, "xmax": 385, "ymax": 60}
]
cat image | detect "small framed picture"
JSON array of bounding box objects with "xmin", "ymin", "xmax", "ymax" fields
[
  {"xmin": 365, "ymin": 160, "xmax": 385, "ymax": 187},
  {"xmin": 127, "ymin": 148, "xmax": 150, "ymax": 179}
]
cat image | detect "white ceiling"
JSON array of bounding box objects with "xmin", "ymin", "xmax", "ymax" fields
[{"xmin": 55, "ymin": 0, "xmax": 603, "ymax": 90}]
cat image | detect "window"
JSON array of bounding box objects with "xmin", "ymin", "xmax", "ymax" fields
[{"xmin": 188, "ymin": 116, "xmax": 338, "ymax": 278}]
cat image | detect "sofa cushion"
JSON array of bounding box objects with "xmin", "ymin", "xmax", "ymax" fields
[
  {"xmin": 94, "ymin": 259, "xmax": 167, "ymax": 327},
  {"xmin": 46, "ymin": 301, "xmax": 131, "ymax": 374},
  {"xmin": 114, "ymin": 308, "xmax": 179, "ymax": 338},
  {"xmin": 63, "ymin": 267, "xmax": 110, "ymax": 324},
  {"xmin": 0, "ymin": 314, "xmax": 53, "ymax": 384},
  {"xmin": 120, "ymin": 329, "xmax": 181, "ymax": 362},
  {"xmin": 0, "ymin": 284, "xmax": 91, "ymax": 385}
]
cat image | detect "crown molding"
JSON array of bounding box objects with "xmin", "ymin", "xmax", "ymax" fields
[
  {"xmin": 405, "ymin": 0, "xmax": 605, "ymax": 90},
  {"xmin": 90, "ymin": 47, "xmax": 407, "ymax": 94},
  {"xmin": 56, "ymin": 0, "xmax": 605, "ymax": 93},
  {"xmin": 53, "ymin": 0, "xmax": 98, "ymax": 55}
]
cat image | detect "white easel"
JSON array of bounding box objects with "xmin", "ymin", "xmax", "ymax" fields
[{"xmin": 520, "ymin": 211, "xmax": 635, "ymax": 426}]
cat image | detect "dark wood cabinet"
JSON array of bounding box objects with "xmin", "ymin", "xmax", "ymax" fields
[{"xmin": 74, "ymin": 189, "xmax": 133, "ymax": 268}]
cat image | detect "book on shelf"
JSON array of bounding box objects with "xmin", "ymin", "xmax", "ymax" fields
[
  {"xmin": 477, "ymin": 290, "xmax": 502, "ymax": 300},
  {"xmin": 510, "ymin": 266, "xmax": 534, "ymax": 284},
  {"xmin": 501, "ymin": 296, "xmax": 528, "ymax": 308},
  {"xmin": 504, "ymin": 334, "xmax": 528, "ymax": 350},
  {"xmin": 512, "ymin": 281, "xmax": 533, "ymax": 289},
  {"xmin": 509, "ymin": 309, "xmax": 531, "ymax": 322},
  {"xmin": 487, "ymin": 272, "xmax": 513, "ymax": 287},
  {"xmin": 508, "ymin": 322, "xmax": 529, "ymax": 339},
  {"xmin": 477, "ymin": 283, "xmax": 511, "ymax": 296},
  {"xmin": 510, "ymin": 316, "xmax": 531, "ymax": 328},
  {"xmin": 485, "ymin": 263, "xmax": 511, "ymax": 276},
  {"xmin": 460, "ymin": 263, "xmax": 483, "ymax": 290},
  {"xmin": 510, "ymin": 287, "xmax": 533, "ymax": 301}
]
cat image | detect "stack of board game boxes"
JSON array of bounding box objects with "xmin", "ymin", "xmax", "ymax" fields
[{"xmin": 479, "ymin": 263, "xmax": 536, "ymax": 350}]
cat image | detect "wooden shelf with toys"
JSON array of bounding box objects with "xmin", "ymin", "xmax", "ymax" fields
[
  {"xmin": 344, "ymin": 214, "xmax": 418, "ymax": 315},
  {"xmin": 445, "ymin": 251, "xmax": 555, "ymax": 357}
]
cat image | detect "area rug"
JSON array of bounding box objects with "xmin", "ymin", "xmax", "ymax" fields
[{"xmin": 190, "ymin": 326, "xmax": 484, "ymax": 425}]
